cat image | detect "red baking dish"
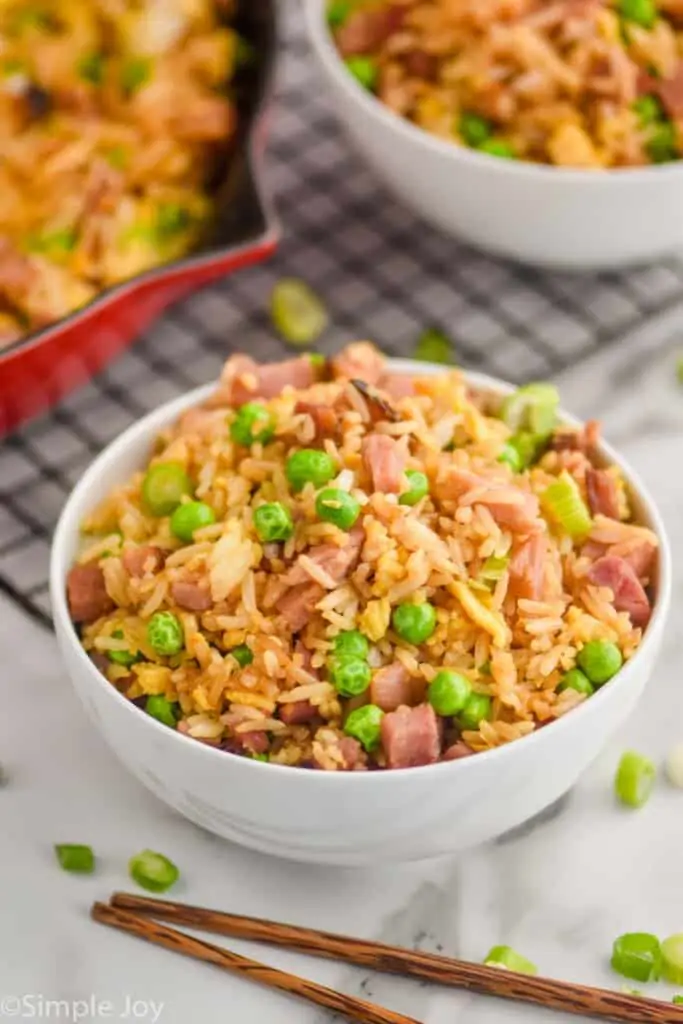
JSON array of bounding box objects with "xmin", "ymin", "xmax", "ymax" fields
[{"xmin": 0, "ymin": 0, "xmax": 279, "ymax": 436}]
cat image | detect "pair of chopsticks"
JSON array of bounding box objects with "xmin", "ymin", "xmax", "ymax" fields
[{"xmin": 93, "ymin": 895, "xmax": 683, "ymax": 1024}]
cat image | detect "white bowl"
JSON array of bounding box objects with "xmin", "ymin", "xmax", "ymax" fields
[
  {"xmin": 303, "ymin": 0, "xmax": 683, "ymax": 270},
  {"xmin": 50, "ymin": 360, "xmax": 671, "ymax": 865}
]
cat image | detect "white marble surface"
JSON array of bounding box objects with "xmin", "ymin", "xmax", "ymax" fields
[{"xmin": 3, "ymin": 327, "xmax": 683, "ymax": 1024}]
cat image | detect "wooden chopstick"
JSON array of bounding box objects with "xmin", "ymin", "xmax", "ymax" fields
[
  {"xmin": 109, "ymin": 893, "xmax": 683, "ymax": 1024},
  {"xmin": 92, "ymin": 902, "xmax": 419, "ymax": 1024}
]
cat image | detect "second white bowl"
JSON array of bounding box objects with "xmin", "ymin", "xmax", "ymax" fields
[{"xmin": 304, "ymin": 0, "xmax": 683, "ymax": 270}]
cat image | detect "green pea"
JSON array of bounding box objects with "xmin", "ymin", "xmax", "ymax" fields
[
  {"xmin": 253, "ymin": 502, "xmax": 294, "ymax": 543},
  {"xmin": 557, "ymin": 668, "xmax": 594, "ymax": 697},
  {"xmin": 286, "ymin": 449, "xmax": 336, "ymax": 491},
  {"xmin": 147, "ymin": 611, "xmax": 184, "ymax": 657},
  {"xmin": 230, "ymin": 402, "xmax": 275, "ymax": 447},
  {"xmin": 428, "ymin": 670, "xmax": 472, "ymax": 716},
  {"xmin": 344, "ymin": 704, "xmax": 384, "ymax": 751},
  {"xmin": 479, "ymin": 139, "xmax": 516, "ymax": 159},
  {"xmin": 327, "ymin": 0, "xmax": 352, "ymax": 26},
  {"xmin": 619, "ymin": 0, "xmax": 657, "ymax": 28},
  {"xmin": 329, "ymin": 657, "xmax": 372, "ymax": 697},
  {"xmin": 459, "ymin": 692, "xmax": 492, "ymax": 730},
  {"xmin": 170, "ymin": 501, "xmax": 216, "ymax": 543},
  {"xmin": 459, "ymin": 112, "xmax": 492, "ymax": 148},
  {"xmin": 142, "ymin": 462, "xmax": 192, "ymax": 517},
  {"xmin": 648, "ymin": 121, "xmax": 678, "ymax": 163},
  {"xmin": 344, "ymin": 56, "xmax": 378, "ymax": 91},
  {"xmin": 576, "ymin": 640, "xmax": 623, "ymax": 686},
  {"xmin": 392, "ymin": 602, "xmax": 437, "ymax": 645},
  {"xmin": 399, "ymin": 470, "xmax": 429, "ymax": 506},
  {"xmin": 146, "ymin": 695, "xmax": 179, "ymax": 728},
  {"xmin": 315, "ymin": 487, "xmax": 361, "ymax": 530},
  {"xmin": 230, "ymin": 644, "xmax": 253, "ymax": 668},
  {"xmin": 333, "ymin": 630, "xmax": 369, "ymax": 660},
  {"xmin": 107, "ymin": 629, "xmax": 139, "ymax": 668},
  {"xmin": 633, "ymin": 94, "xmax": 664, "ymax": 125}
]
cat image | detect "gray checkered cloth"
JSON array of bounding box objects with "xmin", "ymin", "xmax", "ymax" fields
[{"xmin": 1, "ymin": 1, "xmax": 682, "ymax": 624}]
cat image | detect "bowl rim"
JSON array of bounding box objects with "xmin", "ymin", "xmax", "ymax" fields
[
  {"xmin": 50, "ymin": 356, "xmax": 672, "ymax": 783},
  {"xmin": 0, "ymin": 0, "xmax": 281, "ymax": 366},
  {"xmin": 303, "ymin": 0, "xmax": 683, "ymax": 186}
]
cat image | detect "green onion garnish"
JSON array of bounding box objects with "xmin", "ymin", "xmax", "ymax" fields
[
  {"xmin": 120, "ymin": 57, "xmax": 151, "ymax": 95},
  {"xmin": 414, "ymin": 328, "xmax": 455, "ymax": 365},
  {"xmin": 155, "ymin": 203, "xmax": 192, "ymax": 242},
  {"xmin": 327, "ymin": 0, "xmax": 352, "ymax": 26},
  {"xmin": 673, "ymin": 995, "xmax": 683, "ymax": 1005},
  {"xmin": 500, "ymin": 382, "xmax": 559, "ymax": 437},
  {"xmin": 611, "ymin": 933, "xmax": 662, "ymax": 982},
  {"xmin": 615, "ymin": 751, "xmax": 656, "ymax": 809},
  {"xmin": 271, "ymin": 278, "xmax": 328, "ymax": 346},
  {"xmin": 55, "ymin": 844, "xmax": 95, "ymax": 874},
  {"xmin": 479, "ymin": 556, "xmax": 509, "ymax": 584},
  {"xmin": 662, "ymin": 935, "xmax": 683, "ymax": 984},
  {"xmin": 77, "ymin": 52, "xmax": 104, "ymax": 85},
  {"xmin": 484, "ymin": 946, "xmax": 538, "ymax": 975},
  {"xmin": 541, "ymin": 470, "xmax": 592, "ymax": 539},
  {"xmin": 129, "ymin": 849, "xmax": 179, "ymax": 893}
]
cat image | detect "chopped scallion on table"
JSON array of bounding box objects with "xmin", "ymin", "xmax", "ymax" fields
[
  {"xmin": 484, "ymin": 946, "xmax": 538, "ymax": 975},
  {"xmin": 55, "ymin": 844, "xmax": 95, "ymax": 874},
  {"xmin": 129, "ymin": 849, "xmax": 179, "ymax": 893},
  {"xmin": 271, "ymin": 278, "xmax": 328, "ymax": 346},
  {"xmin": 414, "ymin": 328, "xmax": 454, "ymax": 365},
  {"xmin": 665, "ymin": 742, "xmax": 683, "ymax": 788},
  {"xmin": 614, "ymin": 751, "xmax": 656, "ymax": 809},
  {"xmin": 673, "ymin": 995, "xmax": 683, "ymax": 1005},
  {"xmin": 662, "ymin": 935, "xmax": 683, "ymax": 984},
  {"xmin": 611, "ymin": 933, "xmax": 662, "ymax": 982}
]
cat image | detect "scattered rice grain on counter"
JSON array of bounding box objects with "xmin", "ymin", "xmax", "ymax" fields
[{"xmin": 66, "ymin": 342, "xmax": 659, "ymax": 771}]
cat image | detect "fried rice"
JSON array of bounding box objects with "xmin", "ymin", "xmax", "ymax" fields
[
  {"xmin": 0, "ymin": 0, "xmax": 243, "ymax": 350},
  {"xmin": 67, "ymin": 342, "xmax": 659, "ymax": 771},
  {"xmin": 329, "ymin": 0, "xmax": 683, "ymax": 169}
]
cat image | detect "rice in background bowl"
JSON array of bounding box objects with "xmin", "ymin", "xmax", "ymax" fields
[
  {"xmin": 50, "ymin": 351, "xmax": 671, "ymax": 864},
  {"xmin": 304, "ymin": 0, "xmax": 683, "ymax": 268}
]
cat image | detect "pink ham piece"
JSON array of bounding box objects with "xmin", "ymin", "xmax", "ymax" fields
[
  {"xmin": 443, "ymin": 741, "xmax": 474, "ymax": 761},
  {"xmin": 379, "ymin": 373, "xmax": 416, "ymax": 400},
  {"xmin": 279, "ymin": 700, "xmax": 318, "ymax": 726},
  {"xmin": 381, "ymin": 704, "xmax": 442, "ymax": 769},
  {"xmin": 370, "ymin": 662, "xmax": 414, "ymax": 712},
  {"xmin": 284, "ymin": 526, "xmax": 365, "ymax": 588},
  {"xmin": 216, "ymin": 354, "xmax": 317, "ymax": 407},
  {"xmin": 460, "ymin": 486, "xmax": 543, "ymax": 534},
  {"xmin": 331, "ymin": 342, "xmax": 385, "ymax": 385},
  {"xmin": 294, "ymin": 401, "xmax": 338, "ymax": 441},
  {"xmin": 339, "ymin": 736, "xmax": 364, "ymax": 770},
  {"xmin": 240, "ymin": 732, "xmax": 269, "ymax": 755},
  {"xmin": 335, "ymin": 6, "xmax": 406, "ymax": 57},
  {"xmin": 362, "ymin": 433, "xmax": 406, "ymax": 494},
  {"xmin": 656, "ymin": 62, "xmax": 683, "ymax": 119},
  {"xmin": 122, "ymin": 546, "xmax": 165, "ymax": 578},
  {"xmin": 587, "ymin": 555, "xmax": 651, "ymax": 628},
  {"xmin": 509, "ymin": 533, "xmax": 546, "ymax": 600},
  {"xmin": 171, "ymin": 579, "xmax": 212, "ymax": 612},
  {"xmin": 67, "ymin": 564, "xmax": 114, "ymax": 623},
  {"xmin": 585, "ymin": 468, "xmax": 620, "ymax": 520},
  {"xmin": 279, "ymin": 582, "xmax": 325, "ymax": 631}
]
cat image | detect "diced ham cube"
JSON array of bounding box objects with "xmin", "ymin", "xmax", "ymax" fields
[
  {"xmin": 509, "ymin": 534, "xmax": 546, "ymax": 601},
  {"xmin": 331, "ymin": 342, "xmax": 385, "ymax": 385},
  {"xmin": 379, "ymin": 373, "xmax": 416, "ymax": 400},
  {"xmin": 294, "ymin": 401, "xmax": 338, "ymax": 441},
  {"xmin": 362, "ymin": 433, "xmax": 406, "ymax": 494},
  {"xmin": 335, "ymin": 6, "xmax": 407, "ymax": 57},
  {"xmin": 217, "ymin": 354, "xmax": 317, "ymax": 406},
  {"xmin": 587, "ymin": 555, "xmax": 651, "ymax": 628},
  {"xmin": 171, "ymin": 579, "xmax": 212, "ymax": 611},
  {"xmin": 279, "ymin": 582, "xmax": 325, "ymax": 632},
  {"xmin": 585, "ymin": 468, "xmax": 620, "ymax": 520},
  {"xmin": 279, "ymin": 700, "xmax": 318, "ymax": 725},
  {"xmin": 656, "ymin": 61, "xmax": 683, "ymax": 118},
  {"xmin": 339, "ymin": 736, "xmax": 364, "ymax": 770},
  {"xmin": 122, "ymin": 545, "xmax": 165, "ymax": 578},
  {"xmin": 284, "ymin": 526, "xmax": 365, "ymax": 588},
  {"xmin": 370, "ymin": 662, "xmax": 414, "ymax": 712},
  {"xmin": 67, "ymin": 564, "xmax": 114, "ymax": 624},
  {"xmin": 381, "ymin": 704, "xmax": 442, "ymax": 769},
  {"xmin": 443, "ymin": 741, "xmax": 474, "ymax": 761},
  {"xmin": 240, "ymin": 731, "xmax": 269, "ymax": 755}
]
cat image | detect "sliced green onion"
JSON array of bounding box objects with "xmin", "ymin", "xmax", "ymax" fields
[
  {"xmin": 155, "ymin": 202, "xmax": 192, "ymax": 243},
  {"xmin": 414, "ymin": 328, "xmax": 454, "ymax": 365},
  {"xmin": 647, "ymin": 121, "xmax": 678, "ymax": 164},
  {"xmin": 662, "ymin": 935, "xmax": 683, "ymax": 984},
  {"xmin": 498, "ymin": 431, "xmax": 541, "ymax": 473},
  {"xmin": 673, "ymin": 995, "xmax": 683, "ymax": 1005},
  {"xmin": 541, "ymin": 470, "xmax": 592, "ymax": 539},
  {"xmin": 615, "ymin": 751, "xmax": 656, "ymax": 809},
  {"xmin": 479, "ymin": 556, "xmax": 509, "ymax": 584},
  {"xmin": 479, "ymin": 139, "xmax": 516, "ymax": 159},
  {"xmin": 459, "ymin": 112, "xmax": 492, "ymax": 148},
  {"xmin": 121, "ymin": 56, "xmax": 151, "ymax": 95},
  {"xmin": 611, "ymin": 933, "xmax": 662, "ymax": 983},
  {"xmin": 633, "ymin": 94, "xmax": 664, "ymax": 125},
  {"xmin": 251, "ymin": 752, "xmax": 269, "ymax": 762},
  {"xmin": 344, "ymin": 55, "xmax": 378, "ymax": 91},
  {"xmin": 271, "ymin": 279, "xmax": 328, "ymax": 346},
  {"xmin": 500, "ymin": 382, "xmax": 559, "ymax": 437},
  {"xmin": 77, "ymin": 52, "xmax": 105, "ymax": 85},
  {"xmin": 327, "ymin": 0, "xmax": 352, "ymax": 26},
  {"xmin": 55, "ymin": 844, "xmax": 95, "ymax": 874},
  {"xmin": 484, "ymin": 946, "xmax": 538, "ymax": 975},
  {"xmin": 129, "ymin": 849, "xmax": 179, "ymax": 893},
  {"xmin": 620, "ymin": 986, "xmax": 644, "ymax": 997}
]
